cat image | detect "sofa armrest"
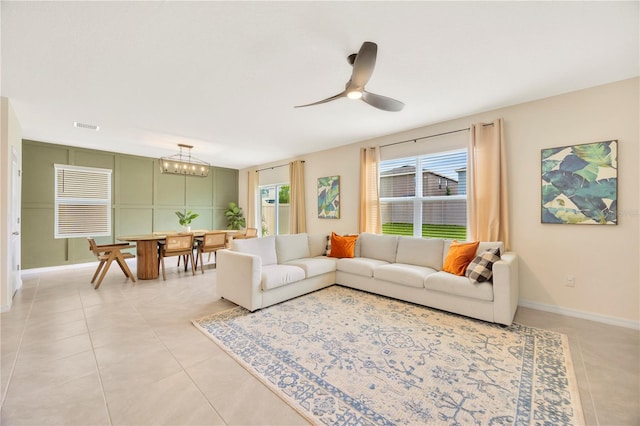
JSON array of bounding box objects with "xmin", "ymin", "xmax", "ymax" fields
[
  {"xmin": 491, "ymin": 251, "xmax": 519, "ymax": 325},
  {"xmin": 216, "ymin": 249, "xmax": 263, "ymax": 311}
]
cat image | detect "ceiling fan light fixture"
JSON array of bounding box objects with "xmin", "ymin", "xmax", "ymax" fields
[{"xmin": 347, "ymin": 90, "xmax": 363, "ymax": 100}]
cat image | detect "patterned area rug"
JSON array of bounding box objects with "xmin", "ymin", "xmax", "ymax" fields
[{"xmin": 193, "ymin": 286, "xmax": 584, "ymax": 425}]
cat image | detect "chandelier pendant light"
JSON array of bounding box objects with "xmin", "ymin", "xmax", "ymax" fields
[{"xmin": 159, "ymin": 144, "xmax": 210, "ymax": 177}]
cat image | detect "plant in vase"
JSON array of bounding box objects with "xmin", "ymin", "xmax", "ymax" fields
[
  {"xmin": 225, "ymin": 202, "xmax": 246, "ymax": 230},
  {"xmin": 175, "ymin": 210, "xmax": 199, "ymax": 232}
]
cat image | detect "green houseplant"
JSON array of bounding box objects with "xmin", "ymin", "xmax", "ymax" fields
[
  {"xmin": 175, "ymin": 210, "xmax": 199, "ymax": 232},
  {"xmin": 225, "ymin": 202, "xmax": 246, "ymax": 230}
]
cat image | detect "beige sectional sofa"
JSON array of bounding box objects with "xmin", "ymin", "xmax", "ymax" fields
[{"xmin": 216, "ymin": 232, "xmax": 519, "ymax": 325}]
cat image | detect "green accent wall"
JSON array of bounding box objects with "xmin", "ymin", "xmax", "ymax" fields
[{"xmin": 21, "ymin": 140, "xmax": 239, "ymax": 269}]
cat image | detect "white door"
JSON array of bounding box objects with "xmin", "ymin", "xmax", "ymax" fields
[{"xmin": 9, "ymin": 146, "xmax": 22, "ymax": 296}]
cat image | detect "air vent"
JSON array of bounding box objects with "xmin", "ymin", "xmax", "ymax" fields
[{"xmin": 73, "ymin": 122, "xmax": 100, "ymax": 131}]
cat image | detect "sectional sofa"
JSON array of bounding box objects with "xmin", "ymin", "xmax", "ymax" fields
[{"xmin": 216, "ymin": 232, "xmax": 519, "ymax": 325}]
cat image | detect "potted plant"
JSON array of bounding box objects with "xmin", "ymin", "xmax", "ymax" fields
[
  {"xmin": 175, "ymin": 210, "xmax": 199, "ymax": 232},
  {"xmin": 225, "ymin": 202, "xmax": 246, "ymax": 230}
]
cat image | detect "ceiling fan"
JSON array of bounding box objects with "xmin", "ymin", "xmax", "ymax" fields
[{"xmin": 294, "ymin": 41, "xmax": 405, "ymax": 112}]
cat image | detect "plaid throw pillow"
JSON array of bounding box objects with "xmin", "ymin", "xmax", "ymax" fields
[
  {"xmin": 325, "ymin": 235, "xmax": 331, "ymax": 256},
  {"xmin": 465, "ymin": 248, "xmax": 501, "ymax": 283}
]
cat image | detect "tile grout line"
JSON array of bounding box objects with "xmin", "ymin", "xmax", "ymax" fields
[
  {"xmin": 0, "ymin": 276, "xmax": 40, "ymax": 409},
  {"xmin": 124, "ymin": 273, "xmax": 231, "ymax": 426},
  {"xmin": 576, "ymin": 336, "xmax": 600, "ymax": 425},
  {"xmin": 79, "ymin": 286, "xmax": 114, "ymax": 426}
]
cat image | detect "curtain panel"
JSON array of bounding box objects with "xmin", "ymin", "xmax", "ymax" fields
[
  {"xmin": 467, "ymin": 118, "xmax": 510, "ymax": 249},
  {"xmin": 289, "ymin": 160, "xmax": 306, "ymax": 234},
  {"xmin": 246, "ymin": 170, "xmax": 259, "ymax": 229},
  {"xmin": 359, "ymin": 146, "xmax": 382, "ymax": 234}
]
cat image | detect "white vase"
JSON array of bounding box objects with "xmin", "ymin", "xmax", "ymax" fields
[{"xmin": 182, "ymin": 225, "xmax": 191, "ymax": 233}]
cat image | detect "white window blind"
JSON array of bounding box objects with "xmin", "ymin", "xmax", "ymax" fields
[
  {"xmin": 380, "ymin": 149, "xmax": 467, "ymax": 239},
  {"xmin": 54, "ymin": 164, "xmax": 112, "ymax": 238}
]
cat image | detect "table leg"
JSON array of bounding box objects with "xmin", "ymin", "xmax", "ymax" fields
[{"xmin": 136, "ymin": 240, "xmax": 159, "ymax": 280}]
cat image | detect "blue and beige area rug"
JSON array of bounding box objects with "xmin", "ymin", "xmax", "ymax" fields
[{"xmin": 193, "ymin": 286, "xmax": 584, "ymax": 425}]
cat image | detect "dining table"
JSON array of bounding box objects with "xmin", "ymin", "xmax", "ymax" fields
[{"xmin": 117, "ymin": 230, "xmax": 240, "ymax": 280}]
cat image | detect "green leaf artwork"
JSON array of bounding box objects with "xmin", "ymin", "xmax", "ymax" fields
[
  {"xmin": 541, "ymin": 140, "xmax": 617, "ymax": 225},
  {"xmin": 318, "ymin": 176, "xmax": 340, "ymax": 219}
]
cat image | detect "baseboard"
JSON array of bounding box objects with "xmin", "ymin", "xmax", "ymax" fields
[
  {"xmin": 21, "ymin": 259, "xmax": 137, "ymax": 276},
  {"xmin": 518, "ymin": 299, "xmax": 640, "ymax": 330}
]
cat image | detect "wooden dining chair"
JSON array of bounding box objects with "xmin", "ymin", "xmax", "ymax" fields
[
  {"xmin": 158, "ymin": 233, "xmax": 195, "ymax": 280},
  {"xmin": 195, "ymin": 232, "xmax": 227, "ymax": 273},
  {"xmin": 87, "ymin": 238, "xmax": 136, "ymax": 289},
  {"xmin": 234, "ymin": 227, "xmax": 258, "ymax": 239}
]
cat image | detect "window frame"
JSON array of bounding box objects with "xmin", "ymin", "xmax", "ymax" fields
[
  {"xmin": 379, "ymin": 149, "xmax": 468, "ymax": 239},
  {"xmin": 54, "ymin": 164, "xmax": 112, "ymax": 239}
]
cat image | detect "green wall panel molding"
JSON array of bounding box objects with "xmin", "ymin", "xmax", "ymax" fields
[{"xmin": 21, "ymin": 140, "xmax": 238, "ymax": 269}]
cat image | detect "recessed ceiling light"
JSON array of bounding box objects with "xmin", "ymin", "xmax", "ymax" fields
[{"xmin": 73, "ymin": 122, "xmax": 99, "ymax": 131}]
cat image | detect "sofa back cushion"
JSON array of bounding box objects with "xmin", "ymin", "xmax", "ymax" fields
[
  {"xmin": 308, "ymin": 234, "xmax": 328, "ymax": 257},
  {"xmin": 276, "ymin": 233, "xmax": 311, "ymax": 263},
  {"xmin": 232, "ymin": 236, "xmax": 277, "ymax": 266},
  {"xmin": 396, "ymin": 237, "xmax": 444, "ymax": 270},
  {"xmin": 358, "ymin": 233, "xmax": 398, "ymax": 263}
]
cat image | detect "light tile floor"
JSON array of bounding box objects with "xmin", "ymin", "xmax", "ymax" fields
[{"xmin": 1, "ymin": 261, "xmax": 638, "ymax": 425}]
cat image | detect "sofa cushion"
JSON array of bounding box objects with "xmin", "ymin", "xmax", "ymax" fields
[
  {"xmin": 285, "ymin": 257, "xmax": 337, "ymax": 278},
  {"xmin": 396, "ymin": 237, "xmax": 444, "ymax": 270},
  {"xmin": 232, "ymin": 236, "xmax": 277, "ymax": 266},
  {"xmin": 328, "ymin": 232, "xmax": 358, "ymax": 258},
  {"xmin": 261, "ymin": 264, "xmax": 306, "ymax": 291},
  {"xmin": 476, "ymin": 241, "xmax": 504, "ymax": 256},
  {"xmin": 308, "ymin": 234, "xmax": 328, "ymax": 257},
  {"xmin": 336, "ymin": 257, "xmax": 389, "ymax": 277},
  {"xmin": 466, "ymin": 248, "xmax": 501, "ymax": 283},
  {"xmin": 374, "ymin": 263, "xmax": 437, "ymax": 289},
  {"xmin": 425, "ymin": 271, "xmax": 494, "ymax": 301},
  {"xmin": 358, "ymin": 233, "xmax": 398, "ymax": 263},
  {"xmin": 276, "ymin": 233, "xmax": 310, "ymax": 263},
  {"xmin": 443, "ymin": 241, "xmax": 480, "ymax": 276}
]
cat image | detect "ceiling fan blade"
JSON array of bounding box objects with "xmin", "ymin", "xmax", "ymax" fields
[
  {"xmin": 350, "ymin": 41, "xmax": 377, "ymax": 88},
  {"xmin": 294, "ymin": 92, "xmax": 346, "ymax": 108},
  {"xmin": 362, "ymin": 91, "xmax": 405, "ymax": 112}
]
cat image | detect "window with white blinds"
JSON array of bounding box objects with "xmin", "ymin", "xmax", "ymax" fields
[
  {"xmin": 380, "ymin": 149, "xmax": 467, "ymax": 240},
  {"xmin": 54, "ymin": 164, "xmax": 112, "ymax": 238}
]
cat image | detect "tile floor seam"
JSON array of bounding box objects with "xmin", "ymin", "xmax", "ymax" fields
[
  {"xmin": 577, "ymin": 336, "xmax": 600, "ymax": 426},
  {"xmin": 80, "ymin": 286, "xmax": 115, "ymax": 426},
  {"xmin": 124, "ymin": 285, "xmax": 230, "ymax": 425},
  {"xmin": 0, "ymin": 276, "xmax": 39, "ymax": 409}
]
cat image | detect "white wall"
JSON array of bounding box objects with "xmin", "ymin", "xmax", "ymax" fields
[
  {"xmin": 1, "ymin": 97, "xmax": 23, "ymax": 311},
  {"xmin": 239, "ymin": 78, "xmax": 639, "ymax": 326}
]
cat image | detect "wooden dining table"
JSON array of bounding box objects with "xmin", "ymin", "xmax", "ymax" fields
[{"xmin": 117, "ymin": 230, "xmax": 240, "ymax": 280}]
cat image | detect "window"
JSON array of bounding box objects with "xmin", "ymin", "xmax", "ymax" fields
[
  {"xmin": 54, "ymin": 164, "xmax": 112, "ymax": 238},
  {"xmin": 380, "ymin": 149, "xmax": 467, "ymax": 239},
  {"xmin": 259, "ymin": 184, "xmax": 290, "ymax": 236}
]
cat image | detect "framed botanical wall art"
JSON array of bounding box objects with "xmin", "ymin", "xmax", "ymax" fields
[
  {"xmin": 318, "ymin": 175, "xmax": 340, "ymax": 219},
  {"xmin": 541, "ymin": 140, "xmax": 617, "ymax": 225}
]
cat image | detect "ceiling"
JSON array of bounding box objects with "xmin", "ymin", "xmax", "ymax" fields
[{"xmin": 2, "ymin": 1, "xmax": 638, "ymax": 170}]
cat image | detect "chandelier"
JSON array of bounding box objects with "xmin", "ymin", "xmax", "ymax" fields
[{"xmin": 159, "ymin": 144, "xmax": 210, "ymax": 177}]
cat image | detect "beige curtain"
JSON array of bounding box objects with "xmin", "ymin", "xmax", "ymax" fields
[
  {"xmin": 468, "ymin": 118, "xmax": 510, "ymax": 249},
  {"xmin": 359, "ymin": 146, "xmax": 382, "ymax": 234},
  {"xmin": 246, "ymin": 170, "xmax": 259, "ymax": 229},
  {"xmin": 289, "ymin": 160, "xmax": 306, "ymax": 234}
]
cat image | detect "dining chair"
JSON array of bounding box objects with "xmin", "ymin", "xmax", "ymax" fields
[
  {"xmin": 158, "ymin": 233, "xmax": 195, "ymax": 280},
  {"xmin": 87, "ymin": 238, "xmax": 136, "ymax": 289},
  {"xmin": 234, "ymin": 227, "xmax": 258, "ymax": 239},
  {"xmin": 195, "ymin": 232, "xmax": 227, "ymax": 273}
]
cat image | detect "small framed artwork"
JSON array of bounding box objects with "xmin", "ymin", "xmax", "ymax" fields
[
  {"xmin": 318, "ymin": 176, "xmax": 340, "ymax": 219},
  {"xmin": 541, "ymin": 140, "xmax": 617, "ymax": 225}
]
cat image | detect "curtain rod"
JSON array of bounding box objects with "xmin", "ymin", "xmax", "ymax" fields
[
  {"xmin": 380, "ymin": 122, "xmax": 494, "ymax": 149},
  {"xmin": 256, "ymin": 160, "xmax": 305, "ymax": 173}
]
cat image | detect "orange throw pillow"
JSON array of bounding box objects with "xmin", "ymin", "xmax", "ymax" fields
[
  {"xmin": 443, "ymin": 241, "xmax": 480, "ymax": 276},
  {"xmin": 328, "ymin": 232, "xmax": 358, "ymax": 258}
]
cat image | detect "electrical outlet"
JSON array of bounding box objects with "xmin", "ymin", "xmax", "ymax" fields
[{"xmin": 565, "ymin": 275, "xmax": 575, "ymax": 287}]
